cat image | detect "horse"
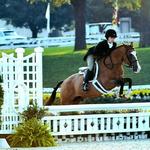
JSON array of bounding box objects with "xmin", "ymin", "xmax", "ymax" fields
[{"xmin": 46, "ymin": 43, "xmax": 141, "ymax": 105}]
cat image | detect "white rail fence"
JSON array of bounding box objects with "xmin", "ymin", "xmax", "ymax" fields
[
  {"xmin": 43, "ymin": 85, "xmax": 150, "ymax": 93},
  {"xmin": 43, "ymin": 103, "xmax": 150, "ymax": 136},
  {"xmin": 44, "ymin": 112, "xmax": 150, "ymax": 136},
  {"xmin": 1, "ymin": 103, "xmax": 150, "ymax": 142},
  {"xmin": 0, "ymin": 32, "xmax": 140, "ymax": 50}
]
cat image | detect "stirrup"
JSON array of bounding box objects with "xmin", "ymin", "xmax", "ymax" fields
[{"xmin": 82, "ymin": 82, "xmax": 89, "ymax": 91}]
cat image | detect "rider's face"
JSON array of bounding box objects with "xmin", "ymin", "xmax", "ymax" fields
[{"xmin": 108, "ymin": 37, "xmax": 116, "ymax": 43}]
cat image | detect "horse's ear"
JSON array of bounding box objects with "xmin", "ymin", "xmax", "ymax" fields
[{"xmin": 130, "ymin": 42, "xmax": 133, "ymax": 47}]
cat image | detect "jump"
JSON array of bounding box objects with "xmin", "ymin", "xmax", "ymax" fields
[{"xmin": 46, "ymin": 30, "xmax": 141, "ymax": 105}]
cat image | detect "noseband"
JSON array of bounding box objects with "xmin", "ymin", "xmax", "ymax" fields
[{"xmin": 125, "ymin": 49, "xmax": 138, "ymax": 68}]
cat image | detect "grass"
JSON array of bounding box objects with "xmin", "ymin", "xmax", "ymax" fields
[
  {"xmin": 0, "ymin": 45, "xmax": 150, "ymax": 87},
  {"xmin": 124, "ymin": 47, "xmax": 150, "ymax": 85}
]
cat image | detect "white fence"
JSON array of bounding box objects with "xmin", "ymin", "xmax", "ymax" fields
[
  {"xmin": 44, "ymin": 112, "xmax": 150, "ymax": 136},
  {"xmin": 0, "ymin": 113, "xmax": 20, "ymax": 134},
  {"xmin": 43, "ymin": 103, "xmax": 150, "ymax": 136},
  {"xmin": 1, "ymin": 102, "xmax": 150, "ymax": 141},
  {"xmin": 0, "ymin": 47, "xmax": 43, "ymax": 113},
  {"xmin": 0, "ymin": 32, "xmax": 140, "ymax": 50}
]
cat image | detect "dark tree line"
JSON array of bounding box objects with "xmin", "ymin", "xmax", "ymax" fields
[{"xmin": 0, "ymin": 0, "xmax": 150, "ymax": 48}]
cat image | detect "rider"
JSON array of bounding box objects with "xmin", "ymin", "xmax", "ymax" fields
[{"xmin": 82, "ymin": 29, "xmax": 117, "ymax": 91}]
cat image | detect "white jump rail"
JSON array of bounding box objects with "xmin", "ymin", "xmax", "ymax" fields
[
  {"xmin": 43, "ymin": 85, "xmax": 150, "ymax": 93},
  {"xmin": 45, "ymin": 102, "xmax": 150, "ymax": 114},
  {"xmin": 43, "ymin": 103, "xmax": 150, "ymax": 137}
]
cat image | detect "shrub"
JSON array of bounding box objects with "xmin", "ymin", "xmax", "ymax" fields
[
  {"xmin": 7, "ymin": 118, "xmax": 56, "ymax": 147},
  {"xmin": 20, "ymin": 103, "xmax": 48, "ymax": 121},
  {"xmin": 81, "ymin": 97, "xmax": 150, "ymax": 104}
]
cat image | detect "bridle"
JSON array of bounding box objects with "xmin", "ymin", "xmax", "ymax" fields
[
  {"xmin": 124, "ymin": 47, "xmax": 138, "ymax": 68},
  {"xmin": 125, "ymin": 51, "xmax": 138, "ymax": 68},
  {"xmin": 102, "ymin": 45, "xmax": 138, "ymax": 70}
]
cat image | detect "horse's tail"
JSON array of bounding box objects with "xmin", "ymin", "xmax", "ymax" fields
[{"xmin": 46, "ymin": 81, "xmax": 63, "ymax": 105}]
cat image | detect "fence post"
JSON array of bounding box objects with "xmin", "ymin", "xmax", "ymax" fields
[
  {"xmin": 1, "ymin": 53, "xmax": 9, "ymax": 113},
  {"xmin": 1, "ymin": 53, "xmax": 16, "ymax": 114},
  {"xmin": 15, "ymin": 48, "xmax": 27, "ymax": 111},
  {"xmin": 34, "ymin": 47, "xmax": 44, "ymax": 106}
]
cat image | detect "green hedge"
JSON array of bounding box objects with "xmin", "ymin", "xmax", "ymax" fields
[{"xmin": 81, "ymin": 97, "xmax": 150, "ymax": 104}]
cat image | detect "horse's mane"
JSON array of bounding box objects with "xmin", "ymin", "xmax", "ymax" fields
[
  {"xmin": 113, "ymin": 44, "xmax": 132, "ymax": 52},
  {"xmin": 115, "ymin": 44, "xmax": 127, "ymax": 50}
]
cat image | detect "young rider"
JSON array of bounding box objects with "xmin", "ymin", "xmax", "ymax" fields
[{"xmin": 82, "ymin": 29, "xmax": 117, "ymax": 91}]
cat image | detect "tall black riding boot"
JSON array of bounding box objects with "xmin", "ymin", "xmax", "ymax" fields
[{"xmin": 82, "ymin": 69, "xmax": 93, "ymax": 91}]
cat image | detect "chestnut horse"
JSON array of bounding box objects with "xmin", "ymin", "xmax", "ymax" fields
[{"xmin": 46, "ymin": 44, "xmax": 141, "ymax": 105}]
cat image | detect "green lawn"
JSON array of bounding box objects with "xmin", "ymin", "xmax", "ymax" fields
[{"xmin": 0, "ymin": 46, "xmax": 150, "ymax": 87}]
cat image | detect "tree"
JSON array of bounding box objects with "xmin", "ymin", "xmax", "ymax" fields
[
  {"xmin": 105, "ymin": 0, "xmax": 143, "ymax": 45},
  {"xmin": 0, "ymin": 0, "xmax": 47, "ymax": 38},
  {"xmin": 139, "ymin": 0, "xmax": 150, "ymax": 47},
  {"xmin": 71, "ymin": 0, "xmax": 86, "ymax": 51},
  {"xmin": 86, "ymin": 0, "xmax": 113, "ymax": 23},
  {"xmin": 49, "ymin": 0, "xmax": 87, "ymax": 50},
  {"xmin": 105, "ymin": 0, "xmax": 141, "ymax": 10},
  {"xmin": 30, "ymin": 0, "xmax": 86, "ymax": 51},
  {"xmin": 50, "ymin": 4, "xmax": 73, "ymax": 30},
  {"xmin": 28, "ymin": 0, "xmax": 142, "ymax": 49}
]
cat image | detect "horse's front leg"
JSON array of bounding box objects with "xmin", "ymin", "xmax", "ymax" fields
[
  {"xmin": 113, "ymin": 78, "xmax": 132, "ymax": 98},
  {"xmin": 123, "ymin": 78, "xmax": 132, "ymax": 97},
  {"xmin": 113, "ymin": 79, "xmax": 125, "ymax": 98},
  {"xmin": 118, "ymin": 78, "xmax": 132, "ymax": 98}
]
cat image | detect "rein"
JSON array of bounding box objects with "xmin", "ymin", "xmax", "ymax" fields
[
  {"xmin": 101, "ymin": 45, "xmax": 137, "ymax": 70},
  {"xmin": 102, "ymin": 51, "xmax": 123, "ymax": 70}
]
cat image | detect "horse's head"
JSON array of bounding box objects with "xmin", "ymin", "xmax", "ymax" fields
[{"xmin": 123, "ymin": 43, "xmax": 141, "ymax": 73}]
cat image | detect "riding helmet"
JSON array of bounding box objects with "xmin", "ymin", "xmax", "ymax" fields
[{"xmin": 105, "ymin": 29, "xmax": 117, "ymax": 39}]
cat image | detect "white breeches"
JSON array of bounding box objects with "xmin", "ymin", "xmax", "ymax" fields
[{"xmin": 86, "ymin": 55, "xmax": 94, "ymax": 71}]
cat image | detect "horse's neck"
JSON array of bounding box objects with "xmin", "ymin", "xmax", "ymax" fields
[
  {"xmin": 111, "ymin": 46, "xmax": 125, "ymax": 63},
  {"xmin": 95, "ymin": 46, "xmax": 125, "ymax": 90},
  {"xmin": 96, "ymin": 48, "xmax": 125, "ymax": 79}
]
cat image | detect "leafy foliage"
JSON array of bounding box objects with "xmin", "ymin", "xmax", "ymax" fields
[
  {"xmin": 28, "ymin": 0, "xmax": 71, "ymax": 6},
  {"xmin": 81, "ymin": 96, "xmax": 150, "ymax": 104},
  {"xmin": 86, "ymin": 0, "xmax": 113, "ymax": 23},
  {"xmin": 8, "ymin": 103, "xmax": 56, "ymax": 147},
  {"xmin": 0, "ymin": 0, "xmax": 47, "ymax": 38},
  {"xmin": 105, "ymin": 0, "xmax": 141, "ymax": 10},
  {"xmin": 7, "ymin": 118, "xmax": 56, "ymax": 147},
  {"xmin": 20, "ymin": 103, "xmax": 48, "ymax": 121}
]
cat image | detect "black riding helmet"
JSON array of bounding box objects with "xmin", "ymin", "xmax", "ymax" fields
[{"xmin": 105, "ymin": 29, "xmax": 117, "ymax": 39}]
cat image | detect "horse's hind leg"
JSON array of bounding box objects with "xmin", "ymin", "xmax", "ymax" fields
[
  {"xmin": 72, "ymin": 96, "xmax": 83, "ymax": 104},
  {"xmin": 60, "ymin": 88, "xmax": 75, "ymax": 105},
  {"xmin": 61, "ymin": 95, "xmax": 82, "ymax": 105}
]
